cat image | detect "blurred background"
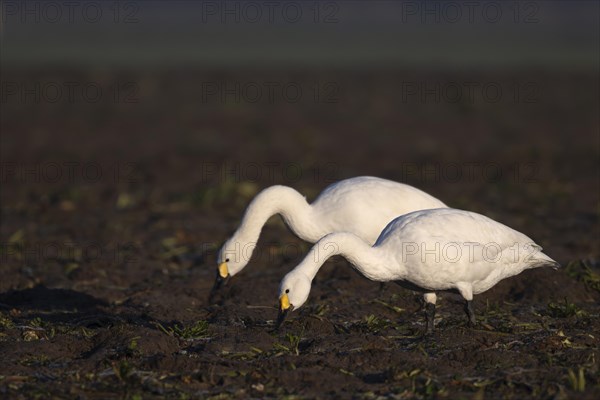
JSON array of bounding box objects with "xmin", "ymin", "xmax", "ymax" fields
[
  {"xmin": 0, "ymin": 2, "xmax": 599, "ymax": 397},
  {"xmin": 1, "ymin": 0, "xmax": 598, "ymax": 285}
]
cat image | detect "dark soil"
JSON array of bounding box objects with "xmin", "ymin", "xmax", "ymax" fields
[{"xmin": 1, "ymin": 69, "xmax": 599, "ymax": 399}]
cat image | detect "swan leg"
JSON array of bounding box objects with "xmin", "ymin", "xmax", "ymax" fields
[
  {"xmin": 464, "ymin": 301, "xmax": 476, "ymax": 326},
  {"xmin": 423, "ymin": 293, "xmax": 437, "ymax": 333},
  {"xmin": 456, "ymin": 283, "xmax": 476, "ymax": 327}
]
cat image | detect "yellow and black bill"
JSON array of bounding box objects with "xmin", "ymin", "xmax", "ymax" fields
[{"xmin": 276, "ymin": 293, "xmax": 293, "ymax": 328}]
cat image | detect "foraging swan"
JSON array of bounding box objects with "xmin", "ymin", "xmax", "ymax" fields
[
  {"xmin": 212, "ymin": 177, "xmax": 447, "ymax": 298},
  {"xmin": 277, "ymin": 208, "xmax": 560, "ymax": 332}
]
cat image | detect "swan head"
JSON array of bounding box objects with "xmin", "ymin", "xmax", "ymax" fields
[
  {"xmin": 276, "ymin": 271, "xmax": 311, "ymax": 327},
  {"xmin": 219, "ymin": 238, "xmax": 252, "ymax": 273},
  {"xmin": 209, "ymin": 239, "xmax": 250, "ymax": 301}
]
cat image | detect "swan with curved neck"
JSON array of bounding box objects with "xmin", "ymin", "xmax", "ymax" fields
[
  {"xmin": 277, "ymin": 208, "xmax": 560, "ymax": 332},
  {"xmin": 212, "ymin": 177, "xmax": 447, "ymax": 298}
]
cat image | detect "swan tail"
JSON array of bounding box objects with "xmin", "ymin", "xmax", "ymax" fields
[{"xmin": 530, "ymin": 251, "xmax": 561, "ymax": 270}]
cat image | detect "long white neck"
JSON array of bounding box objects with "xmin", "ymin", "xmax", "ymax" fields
[
  {"xmin": 232, "ymin": 185, "xmax": 315, "ymax": 246},
  {"xmin": 297, "ymin": 232, "xmax": 393, "ymax": 283}
]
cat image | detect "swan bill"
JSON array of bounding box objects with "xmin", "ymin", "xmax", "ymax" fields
[
  {"xmin": 280, "ymin": 293, "xmax": 291, "ymax": 311},
  {"xmin": 218, "ymin": 262, "xmax": 229, "ymax": 278},
  {"xmin": 276, "ymin": 294, "xmax": 293, "ymax": 328}
]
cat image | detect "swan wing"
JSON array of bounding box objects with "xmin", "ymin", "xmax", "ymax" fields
[{"xmin": 378, "ymin": 209, "xmax": 543, "ymax": 289}]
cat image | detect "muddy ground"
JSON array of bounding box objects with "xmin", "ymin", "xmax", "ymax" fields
[{"xmin": 1, "ymin": 69, "xmax": 599, "ymax": 399}]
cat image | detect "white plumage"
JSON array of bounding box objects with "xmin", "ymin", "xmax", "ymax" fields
[
  {"xmin": 212, "ymin": 177, "xmax": 447, "ymax": 293},
  {"xmin": 277, "ymin": 208, "xmax": 560, "ymax": 332}
]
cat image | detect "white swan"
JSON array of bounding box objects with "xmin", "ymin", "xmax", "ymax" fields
[
  {"xmin": 212, "ymin": 177, "xmax": 447, "ymax": 297},
  {"xmin": 277, "ymin": 208, "xmax": 560, "ymax": 332}
]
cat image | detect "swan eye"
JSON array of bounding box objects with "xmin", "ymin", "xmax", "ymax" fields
[
  {"xmin": 225, "ymin": 258, "xmax": 230, "ymax": 262},
  {"xmin": 285, "ymin": 289, "xmax": 290, "ymax": 293}
]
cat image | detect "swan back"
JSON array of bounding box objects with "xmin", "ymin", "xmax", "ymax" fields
[
  {"xmin": 310, "ymin": 177, "xmax": 447, "ymax": 244},
  {"xmin": 376, "ymin": 208, "xmax": 534, "ymax": 248}
]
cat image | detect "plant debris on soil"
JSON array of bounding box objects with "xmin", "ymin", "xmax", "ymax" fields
[{"xmin": 1, "ymin": 70, "xmax": 599, "ymax": 399}]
